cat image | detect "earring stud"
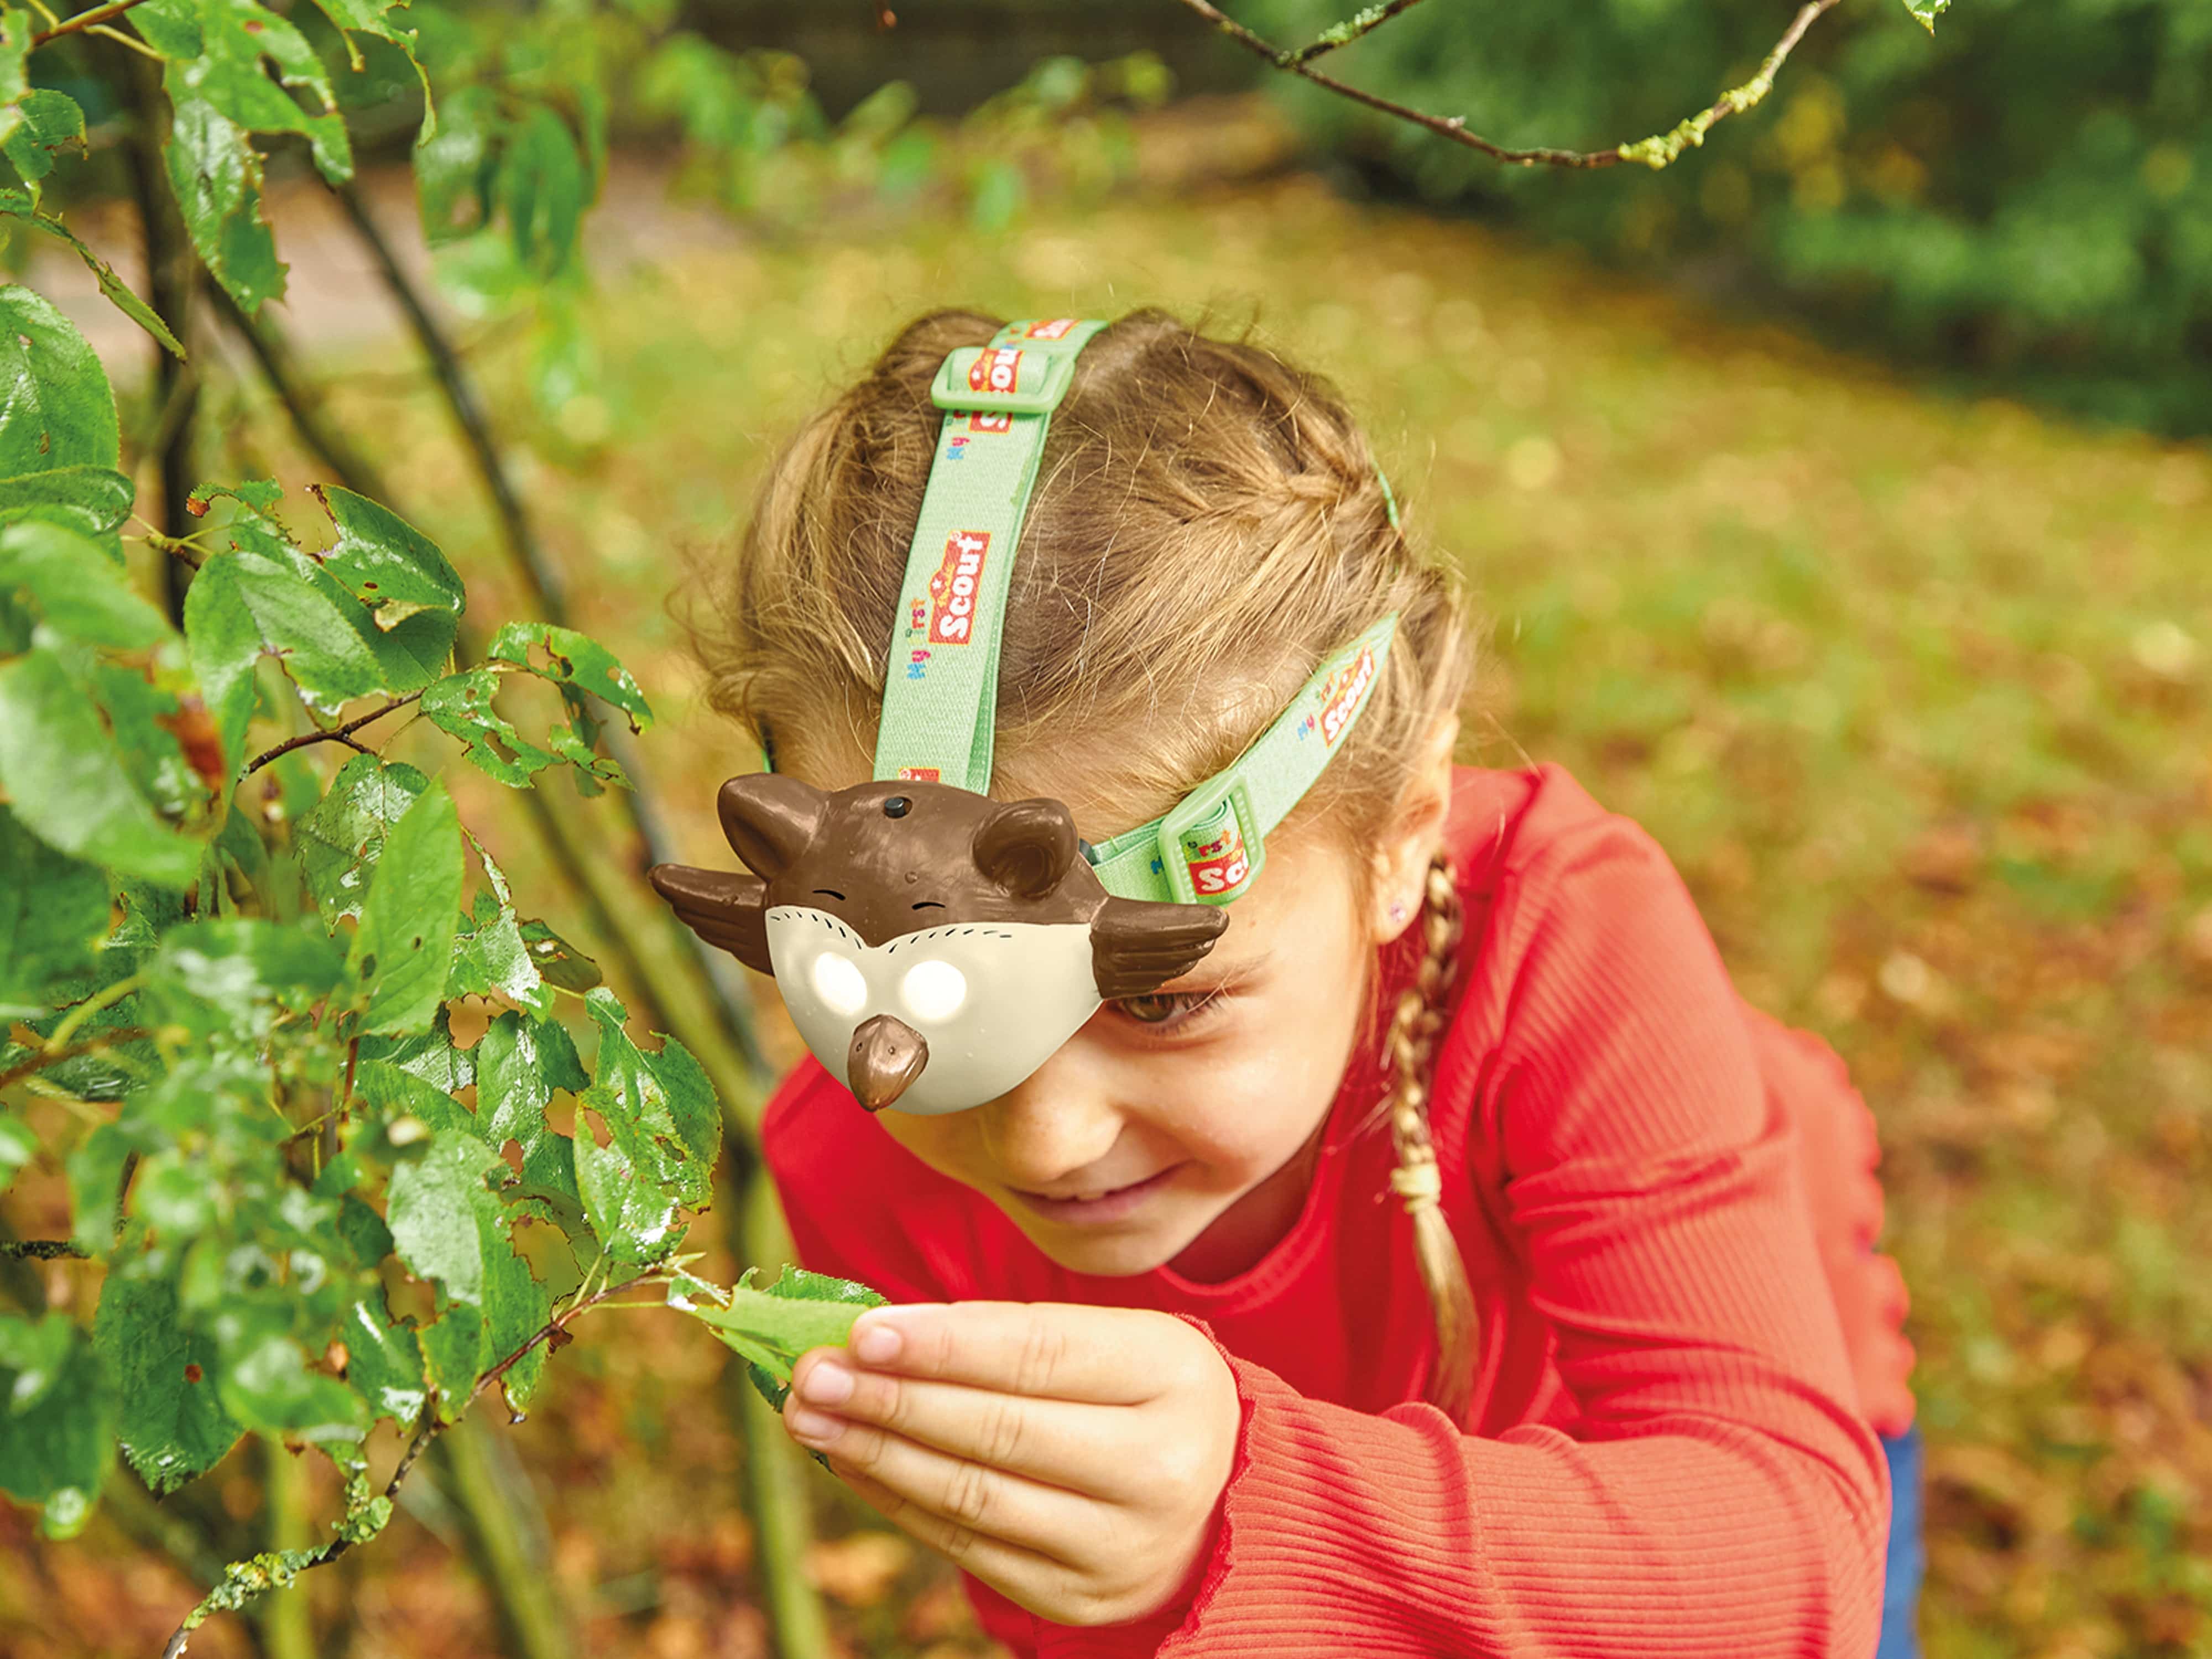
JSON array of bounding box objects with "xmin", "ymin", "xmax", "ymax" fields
[{"xmin": 1388, "ymin": 899, "xmax": 1408, "ymax": 926}]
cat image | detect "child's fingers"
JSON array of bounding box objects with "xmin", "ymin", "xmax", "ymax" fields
[
  {"xmin": 830, "ymin": 1463, "xmax": 1072, "ymax": 1617},
  {"xmin": 847, "ymin": 1302, "xmax": 1176, "ymax": 1403},
  {"xmin": 797, "ymin": 1402, "xmax": 1105, "ymax": 1563},
  {"xmin": 789, "ymin": 1351, "xmax": 1151, "ymax": 1501}
]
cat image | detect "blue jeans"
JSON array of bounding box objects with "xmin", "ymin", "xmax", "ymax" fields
[{"xmin": 1876, "ymin": 1427, "xmax": 1924, "ymax": 1659}]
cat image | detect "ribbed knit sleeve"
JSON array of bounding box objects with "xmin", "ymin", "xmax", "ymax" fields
[{"xmin": 1030, "ymin": 809, "xmax": 1891, "ymax": 1658}]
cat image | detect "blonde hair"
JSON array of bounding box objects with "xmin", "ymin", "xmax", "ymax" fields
[{"xmin": 696, "ymin": 308, "xmax": 1480, "ymax": 1413}]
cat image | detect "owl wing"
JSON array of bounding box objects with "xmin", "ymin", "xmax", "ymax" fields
[
  {"xmin": 648, "ymin": 863, "xmax": 773, "ymax": 975},
  {"xmin": 1089, "ymin": 897, "xmax": 1230, "ymax": 1000}
]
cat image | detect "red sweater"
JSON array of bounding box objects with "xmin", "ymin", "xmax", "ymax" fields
[{"xmin": 763, "ymin": 765, "xmax": 1916, "ymax": 1657}]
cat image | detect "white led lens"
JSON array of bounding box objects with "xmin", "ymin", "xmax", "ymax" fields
[
  {"xmin": 810, "ymin": 952, "xmax": 868, "ymax": 1018},
  {"xmin": 900, "ymin": 959, "xmax": 968, "ymax": 1023}
]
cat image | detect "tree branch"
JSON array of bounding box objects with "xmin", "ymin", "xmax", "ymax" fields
[
  {"xmin": 0, "ymin": 1239, "xmax": 89, "ymax": 1260},
  {"xmin": 1176, "ymin": 0, "xmax": 1841, "ymax": 170},
  {"xmin": 243, "ymin": 692, "xmax": 422, "ymax": 776},
  {"xmin": 158, "ymin": 1274, "xmax": 655, "ymax": 1659},
  {"xmin": 0, "ymin": 1031, "xmax": 152, "ymax": 1092},
  {"xmin": 30, "ymin": 0, "xmax": 154, "ymax": 47}
]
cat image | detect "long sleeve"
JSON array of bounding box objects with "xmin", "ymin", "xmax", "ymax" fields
[{"xmin": 1035, "ymin": 805, "xmax": 1890, "ymax": 1658}]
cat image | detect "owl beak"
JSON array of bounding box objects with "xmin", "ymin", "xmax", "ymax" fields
[{"xmin": 847, "ymin": 1014, "xmax": 928, "ymax": 1112}]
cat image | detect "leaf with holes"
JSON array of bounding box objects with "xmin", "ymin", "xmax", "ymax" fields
[
  {"xmin": 309, "ymin": 485, "xmax": 462, "ymax": 673},
  {"xmin": 133, "ymin": 0, "xmax": 352, "ymax": 184},
  {"xmin": 677, "ymin": 1266, "xmax": 888, "ymax": 1411},
  {"xmin": 346, "ymin": 780, "xmax": 463, "ymax": 1036},
  {"xmin": 484, "ymin": 621, "xmax": 651, "ymax": 732},
  {"xmin": 420, "ymin": 666, "xmax": 561, "ymax": 787},
  {"xmin": 0, "ymin": 286, "xmax": 120, "ymax": 477},
  {"xmin": 570, "ymin": 989, "xmax": 719, "ymax": 1264},
  {"xmin": 296, "ymin": 754, "xmax": 430, "ymax": 927}
]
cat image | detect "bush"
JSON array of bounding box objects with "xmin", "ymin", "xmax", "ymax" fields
[{"xmin": 1245, "ymin": 0, "xmax": 2212, "ymax": 431}]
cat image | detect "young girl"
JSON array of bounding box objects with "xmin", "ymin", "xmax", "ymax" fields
[{"xmin": 681, "ymin": 310, "xmax": 1919, "ymax": 1656}]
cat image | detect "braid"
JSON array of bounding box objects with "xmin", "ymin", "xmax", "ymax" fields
[{"xmin": 1384, "ymin": 855, "xmax": 1478, "ymax": 1420}]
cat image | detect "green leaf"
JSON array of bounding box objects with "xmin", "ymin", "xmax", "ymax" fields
[
  {"xmin": 447, "ymin": 837, "xmax": 551, "ymax": 1015},
  {"xmin": 0, "ymin": 190, "xmax": 183, "ymax": 358},
  {"xmin": 0, "ymin": 284, "xmax": 120, "ymax": 474},
  {"xmin": 420, "ymin": 665, "xmax": 561, "ymax": 787},
  {"xmin": 1902, "ymin": 0, "xmax": 1949, "ymax": 29},
  {"xmin": 0, "ymin": 1113, "xmax": 35, "ymax": 1194},
  {"xmin": 342, "ymin": 1296, "xmax": 426, "ymax": 1429},
  {"xmin": 496, "ymin": 104, "xmax": 587, "ymax": 278},
  {"xmin": 309, "ymin": 484, "xmax": 464, "ymax": 636},
  {"xmin": 484, "ymin": 621, "xmax": 651, "ymax": 732},
  {"xmin": 357, "ymin": 1004, "xmax": 472, "ymax": 1092},
  {"xmin": 180, "ymin": 555, "xmax": 260, "ymax": 781},
  {"xmin": 1, "ymin": 90, "xmax": 87, "ymax": 207},
  {"xmin": 0, "ymin": 465, "xmax": 136, "ymax": 542},
  {"xmin": 296, "ymin": 753, "xmax": 429, "ymax": 926},
  {"xmin": 206, "ymin": 531, "xmax": 443, "ymax": 715},
  {"xmin": 66, "ymin": 1120, "xmax": 130, "ymax": 1256},
  {"xmin": 385, "ymin": 1130, "xmax": 550, "ymax": 1418},
  {"xmin": 0, "ymin": 521, "xmax": 163, "ymax": 648},
  {"xmin": 150, "ymin": 918, "xmax": 346, "ymax": 1039},
  {"xmin": 0, "ymin": 1313, "xmax": 114, "ymax": 1537},
  {"xmin": 215, "ymin": 1321, "xmax": 367, "ymax": 1444},
  {"xmin": 161, "ymin": 92, "xmax": 283, "ymax": 314},
  {"xmin": 571, "ymin": 989, "xmax": 719, "ymax": 1264},
  {"xmin": 0, "ymin": 11, "xmax": 30, "ymax": 150},
  {"xmin": 517, "ymin": 917, "xmax": 601, "ymax": 992},
  {"xmin": 93, "ymin": 1266, "xmax": 242, "ymax": 1494},
  {"xmin": 135, "ymin": 0, "xmax": 352, "ymax": 183},
  {"xmin": 678, "ymin": 1265, "xmax": 887, "ymax": 1406},
  {"xmin": 0, "ymin": 805, "xmax": 109, "ymax": 1018},
  {"xmin": 415, "ymin": 83, "xmax": 494, "ymax": 247},
  {"xmin": 346, "ymin": 780, "xmax": 462, "ymax": 1035},
  {"xmin": 0, "ymin": 646, "xmax": 208, "ymax": 888},
  {"xmin": 473, "ymin": 1011, "xmax": 585, "ymax": 1234}
]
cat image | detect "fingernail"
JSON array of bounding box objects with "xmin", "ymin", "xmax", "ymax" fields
[
  {"xmin": 796, "ymin": 1359, "xmax": 854, "ymax": 1406},
  {"xmin": 851, "ymin": 1317, "xmax": 901, "ymax": 1366},
  {"xmin": 787, "ymin": 1406, "xmax": 844, "ymax": 1446}
]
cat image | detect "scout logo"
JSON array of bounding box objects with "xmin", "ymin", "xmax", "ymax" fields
[
  {"xmin": 897, "ymin": 766, "xmax": 942, "ymax": 782},
  {"xmin": 927, "ymin": 530, "xmax": 990, "ymax": 644},
  {"xmin": 1317, "ymin": 645, "xmax": 1377, "ymax": 745},
  {"xmin": 1182, "ymin": 810, "xmax": 1251, "ymax": 898},
  {"xmin": 967, "ymin": 347, "xmax": 1022, "ymax": 397},
  {"xmin": 968, "ymin": 413, "xmax": 1011, "ymax": 434},
  {"xmin": 1022, "ymin": 319, "xmax": 1077, "ymax": 340}
]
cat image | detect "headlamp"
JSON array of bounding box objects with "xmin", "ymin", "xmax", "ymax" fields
[{"xmin": 653, "ymin": 321, "xmax": 1394, "ymax": 1114}]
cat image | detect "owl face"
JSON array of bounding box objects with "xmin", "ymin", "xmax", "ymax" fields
[{"xmin": 764, "ymin": 906, "xmax": 1102, "ymax": 1115}]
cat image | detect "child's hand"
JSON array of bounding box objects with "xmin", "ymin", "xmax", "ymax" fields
[{"xmin": 781, "ymin": 1302, "xmax": 1240, "ymax": 1627}]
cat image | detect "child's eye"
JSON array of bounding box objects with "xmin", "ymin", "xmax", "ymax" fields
[{"xmin": 1110, "ymin": 989, "xmax": 1225, "ymax": 1032}]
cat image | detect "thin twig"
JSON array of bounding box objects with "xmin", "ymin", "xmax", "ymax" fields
[
  {"xmin": 1175, "ymin": 0, "xmax": 1840, "ymax": 170},
  {"xmin": 1279, "ymin": 0, "xmax": 1431, "ymax": 67},
  {"xmin": 29, "ymin": 0, "xmax": 154, "ymax": 46},
  {"xmin": 158, "ymin": 1274, "xmax": 655, "ymax": 1659},
  {"xmin": 0, "ymin": 1239, "xmax": 88, "ymax": 1260},
  {"xmin": 0, "ymin": 1031, "xmax": 152, "ymax": 1092},
  {"xmin": 243, "ymin": 692, "xmax": 422, "ymax": 776}
]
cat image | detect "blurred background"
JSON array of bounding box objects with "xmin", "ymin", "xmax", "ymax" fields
[{"xmin": 4, "ymin": 1, "xmax": 2209, "ymax": 1656}]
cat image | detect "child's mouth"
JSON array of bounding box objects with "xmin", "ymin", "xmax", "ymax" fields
[{"xmin": 1006, "ymin": 1164, "xmax": 1185, "ymax": 1226}]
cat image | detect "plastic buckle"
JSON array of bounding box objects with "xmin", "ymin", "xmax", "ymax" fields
[
  {"xmin": 1155, "ymin": 771, "xmax": 1265, "ymax": 906},
  {"xmin": 931, "ymin": 346, "xmax": 1079, "ymax": 416}
]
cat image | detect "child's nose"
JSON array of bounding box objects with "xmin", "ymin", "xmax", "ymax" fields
[{"xmin": 975, "ymin": 1051, "xmax": 1124, "ymax": 1188}]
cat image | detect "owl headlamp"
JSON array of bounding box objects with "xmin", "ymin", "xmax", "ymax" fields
[{"xmin": 651, "ymin": 320, "xmax": 1394, "ymax": 1114}]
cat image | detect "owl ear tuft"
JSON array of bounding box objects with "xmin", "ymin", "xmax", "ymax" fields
[
  {"xmin": 972, "ymin": 798, "xmax": 1078, "ymax": 899},
  {"xmin": 717, "ymin": 773, "xmax": 827, "ymax": 879}
]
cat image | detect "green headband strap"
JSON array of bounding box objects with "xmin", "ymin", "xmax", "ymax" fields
[{"xmin": 873, "ymin": 319, "xmax": 1396, "ymax": 906}]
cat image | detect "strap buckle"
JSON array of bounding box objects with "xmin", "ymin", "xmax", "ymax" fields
[
  {"xmin": 1155, "ymin": 770, "xmax": 1265, "ymax": 906},
  {"xmin": 931, "ymin": 346, "xmax": 1080, "ymax": 416}
]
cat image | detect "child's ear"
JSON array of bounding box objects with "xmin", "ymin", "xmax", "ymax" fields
[
  {"xmin": 717, "ymin": 773, "xmax": 828, "ymax": 878},
  {"xmin": 1367, "ymin": 712, "xmax": 1459, "ymax": 943}
]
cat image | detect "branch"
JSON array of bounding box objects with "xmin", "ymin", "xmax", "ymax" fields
[
  {"xmin": 1278, "ymin": 0, "xmax": 1430, "ymax": 67},
  {"xmin": 0, "ymin": 1239, "xmax": 88, "ymax": 1260},
  {"xmin": 0, "ymin": 1030, "xmax": 152, "ymax": 1091},
  {"xmin": 243, "ymin": 692, "xmax": 421, "ymax": 776},
  {"xmin": 29, "ymin": 0, "xmax": 153, "ymax": 46},
  {"xmin": 158, "ymin": 1274, "xmax": 655, "ymax": 1659},
  {"xmin": 1176, "ymin": 0, "xmax": 1841, "ymax": 171}
]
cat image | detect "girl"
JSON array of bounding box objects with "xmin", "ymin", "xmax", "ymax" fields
[{"xmin": 682, "ymin": 310, "xmax": 1919, "ymax": 1656}]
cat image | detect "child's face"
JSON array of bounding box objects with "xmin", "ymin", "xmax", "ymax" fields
[{"xmin": 867, "ymin": 820, "xmax": 1378, "ymax": 1279}]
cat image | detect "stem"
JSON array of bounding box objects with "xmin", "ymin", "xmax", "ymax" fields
[
  {"xmin": 0, "ymin": 1030, "xmax": 154, "ymax": 1091},
  {"xmin": 243, "ymin": 692, "xmax": 422, "ymax": 775},
  {"xmin": 0, "ymin": 1239, "xmax": 88, "ymax": 1260},
  {"xmin": 29, "ymin": 0, "xmax": 154, "ymax": 46},
  {"xmin": 115, "ymin": 44, "xmax": 199, "ymax": 620},
  {"xmin": 1175, "ymin": 0, "xmax": 1840, "ymax": 170},
  {"xmin": 257, "ymin": 1439, "xmax": 315, "ymax": 1659},
  {"xmin": 46, "ymin": 971, "xmax": 148, "ymax": 1050},
  {"xmin": 728, "ymin": 1165, "xmax": 831, "ymax": 1659},
  {"xmin": 1279, "ymin": 0, "xmax": 1431, "ymax": 67},
  {"xmin": 430, "ymin": 1418, "xmax": 572, "ymax": 1659}
]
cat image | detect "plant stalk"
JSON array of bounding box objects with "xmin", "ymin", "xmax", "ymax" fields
[
  {"xmin": 257, "ymin": 1438, "xmax": 315, "ymax": 1659},
  {"xmin": 430, "ymin": 1417, "xmax": 573, "ymax": 1659}
]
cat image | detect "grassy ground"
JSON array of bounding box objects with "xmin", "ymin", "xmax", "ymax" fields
[{"xmin": 20, "ymin": 168, "xmax": 2212, "ymax": 1658}]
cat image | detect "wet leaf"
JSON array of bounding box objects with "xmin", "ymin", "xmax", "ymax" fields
[
  {"xmin": 346, "ymin": 780, "xmax": 463, "ymax": 1035},
  {"xmin": 93, "ymin": 1267, "xmax": 241, "ymax": 1495},
  {"xmin": 0, "ymin": 805, "xmax": 108, "ymax": 1018},
  {"xmin": 296, "ymin": 753, "xmax": 430, "ymax": 927},
  {"xmin": 0, "ymin": 1313, "xmax": 114, "ymax": 1538}
]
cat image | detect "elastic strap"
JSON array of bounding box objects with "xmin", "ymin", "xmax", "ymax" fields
[
  {"xmin": 1082, "ymin": 614, "xmax": 1396, "ymax": 905},
  {"xmin": 872, "ymin": 319, "xmax": 1108, "ymax": 791}
]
